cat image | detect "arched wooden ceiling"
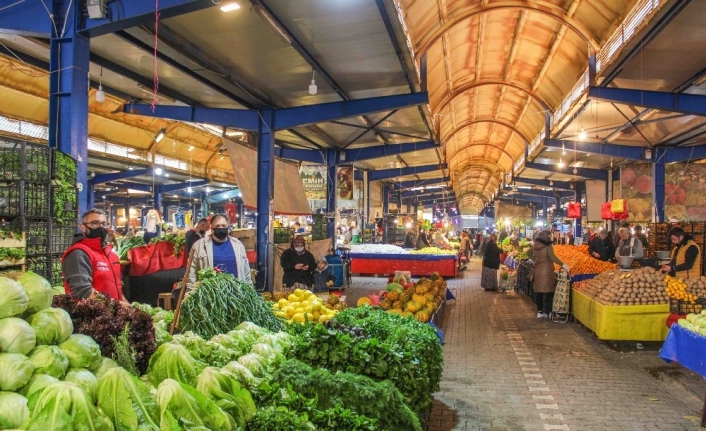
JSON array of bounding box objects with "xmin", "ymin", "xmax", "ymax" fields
[{"xmin": 395, "ymin": 0, "xmax": 638, "ymax": 211}]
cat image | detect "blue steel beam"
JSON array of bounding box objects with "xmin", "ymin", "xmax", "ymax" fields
[
  {"xmin": 157, "ymin": 180, "xmax": 209, "ymax": 193},
  {"xmin": 124, "ymin": 104, "xmax": 259, "ymax": 131},
  {"xmin": 274, "ymin": 147, "xmax": 326, "ymax": 165},
  {"xmin": 91, "ymin": 168, "xmax": 152, "ymax": 185},
  {"xmin": 205, "ymin": 189, "xmax": 241, "ymax": 205},
  {"xmin": 80, "ymin": 0, "xmax": 216, "ymax": 38},
  {"xmin": 274, "ymin": 93, "xmax": 428, "ymax": 130},
  {"xmin": 369, "ymin": 163, "xmax": 447, "ymax": 181},
  {"xmin": 401, "ymin": 188, "xmax": 454, "ymax": 199},
  {"xmin": 502, "ymin": 188, "xmax": 574, "ymax": 199},
  {"xmin": 105, "ymin": 182, "xmax": 152, "ymax": 193},
  {"xmin": 387, "ymin": 177, "xmax": 451, "ymax": 191},
  {"xmin": 257, "ymin": 110, "xmax": 275, "ymax": 292},
  {"xmin": 345, "ymin": 141, "xmax": 438, "ymax": 163},
  {"xmin": 514, "ymin": 176, "xmax": 573, "ymax": 191},
  {"xmin": 0, "ymin": 1, "xmax": 53, "ymax": 36},
  {"xmin": 588, "ymin": 86, "xmax": 706, "ymax": 118},
  {"xmin": 497, "ymin": 195, "xmax": 545, "ymax": 205},
  {"xmin": 544, "ymin": 139, "xmax": 644, "ymax": 161},
  {"xmin": 524, "ymin": 162, "xmax": 607, "ymax": 181},
  {"xmin": 656, "ymin": 146, "xmax": 706, "ymax": 163}
]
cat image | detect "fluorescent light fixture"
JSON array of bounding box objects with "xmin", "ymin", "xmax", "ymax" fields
[
  {"xmin": 205, "ymin": 187, "xmax": 211, "ymax": 193},
  {"xmin": 188, "ymin": 145, "xmax": 194, "ymax": 152},
  {"xmin": 154, "ymin": 128, "xmax": 166, "ymax": 143},
  {"xmin": 187, "ymin": 187, "xmax": 193, "ymax": 193},
  {"xmin": 557, "ymin": 159, "xmax": 566, "ymax": 169},
  {"xmin": 155, "ymin": 167, "xmax": 163, "ymax": 175},
  {"xmin": 220, "ymin": 2, "xmax": 241, "ymax": 12},
  {"xmin": 164, "ymin": 173, "xmax": 170, "ymax": 177},
  {"xmin": 96, "ymin": 85, "xmax": 105, "ymax": 103},
  {"xmin": 128, "ymin": 166, "xmax": 134, "ymax": 170},
  {"xmin": 578, "ymin": 127, "xmax": 587, "ymax": 141}
]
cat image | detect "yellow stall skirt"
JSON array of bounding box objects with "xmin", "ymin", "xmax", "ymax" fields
[{"xmin": 572, "ymin": 289, "xmax": 670, "ymax": 341}]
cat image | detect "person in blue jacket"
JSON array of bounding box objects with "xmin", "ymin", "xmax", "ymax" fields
[{"xmin": 313, "ymin": 256, "xmax": 336, "ymax": 293}]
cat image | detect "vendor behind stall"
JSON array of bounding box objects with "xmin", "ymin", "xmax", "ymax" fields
[
  {"xmin": 281, "ymin": 235, "xmax": 316, "ymax": 288},
  {"xmin": 615, "ymin": 227, "xmax": 644, "ymax": 259},
  {"xmin": 662, "ymin": 227, "xmax": 702, "ymax": 279},
  {"xmin": 588, "ymin": 229, "xmax": 615, "ymax": 261}
]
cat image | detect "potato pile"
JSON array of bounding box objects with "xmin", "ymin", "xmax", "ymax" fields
[{"xmin": 579, "ymin": 267, "xmax": 669, "ymax": 306}]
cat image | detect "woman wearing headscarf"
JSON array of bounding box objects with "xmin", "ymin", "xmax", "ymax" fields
[
  {"xmin": 533, "ymin": 230, "xmax": 570, "ymax": 318},
  {"xmin": 481, "ymin": 234, "xmax": 502, "ymax": 291},
  {"xmin": 280, "ymin": 235, "xmax": 316, "ymax": 288}
]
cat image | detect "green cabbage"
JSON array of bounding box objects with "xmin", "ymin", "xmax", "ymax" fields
[
  {"xmin": 234, "ymin": 322, "xmax": 266, "ymax": 338},
  {"xmin": 17, "ymin": 374, "xmax": 59, "ymax": 398},
  {"xmin": 97, "ymin": 367, "xmax": 160, "ymax": 431},
  {"xmin": 197, "ymin": 367, "xmax": 257, "ymax": 429},
  {"xmin": 58, "ymin": 334, "xmax": 101, "ymax": 371},
  {"xmin": 0, "ymin": 353, "xmax": 34, "ymax": 391},
  {"xmin": 146, "ymin": 343, "xmax": 205, "ymax": 387},
  {"xmin": 28, "ymin": 345, "xmax": 69, "ymax": 379},
  {"xmin": 255, "ymin": 332, "xmax": 293, "ymax": 352},
  {"xmin": 92, "ymin": 357, "xmax": 119, "ymax": 380},
  {"xmin": 63, "ymin": 369, "xmax": 98, "ymax": 403},
  {"xmin": 155, "ymin": 379, "xmax": 232, "ymax": 431},
  {"xmin": 222, "ymin": 361, "xmax": 258, "ymax": 389},
  {"xmin": 250, "ymin": 343, "xmax": 284, "ymax": 370},
  {"xmin": 237, "ymin": 353, "xmax": 265, "ymax": 377},
  {"xmin": 27, "ymin": 382, "xmax": 113, "ymax": 431},
  {"xmin": 27, "ymin": 307, "xmax": 73, "ymax": 345},
  {"xmin": 0, "ymin": 392, "xmax": 29, "ymax": 430},
  {"xmin": 0, "ymin": 277, "xmax": 28, "ymax": 319},
  {"xmin": 0, "ymin": 317, "xmax": 36, "ymax": 355},
  {"xmin": 18, "ymin": 272, "xmax": 53, "ymax": 315}
]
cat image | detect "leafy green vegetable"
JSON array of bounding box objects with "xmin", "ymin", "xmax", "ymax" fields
[
  {"xmin": 0, "ymin": 317, "xmax": 36, "ymax": 355},
  {"xmin": 150, "ymin": 234, "xmax": 186, "ymax": 258},
  {"xmin": 27, "ymin": 307, "xmax": 73, "ymax": 345},
  {"xmin": 222, "ymin": 361, "xmax": 258, "ymax": 390},
  {"xmin": 196, "ymin": 367, "xmax": 257, "ymax": 429},
  {"xmin": 0, "ymin": 353, "xmax": 34, "ymax": 391},
  {"xmin": 63, "ymin": 368, "xmax": 98, "ymax": 403},
  {"xmin": 247, "ymin": 406, "xmax": 315, "ymax": 431},
  {"xmin": 0, "ymin": 392, "xmax": 29, "ymax": 430},
  {"xmin": 27, "ymin": 381, "xmax": 113, "ymax": 431},
  {"xmin": 154, "ymin": 379, "xmax": 232, "ymax": 431},
  {"xmin": 17, "ymin": 374, "xmax": 59, "ymax": 399},
  {"xmin": 92, "ymin": 357, "xmax": 119, "ymax": 380},
  {"xmin": 0, "ymin": 277, "xmax": 28, "ymax": 319},
  {"xmin": 58, "ymin": 334, "xmax": 102, "ymax": 371},
  {"xmin": 17, "ymin": 272, "xmax": 52, "ymax": 315},
  {"xmin": 27, "ymin": 345, "xmax": 69, "ymax": 378},
  {"xmin": 116, "ymin": 236, "xmax": 145, "ymax": 261},
  {"xmin": 97, "ymin": 367, "xmax": 161, "ymax": 431},
  {"xmin": 172, "ymin": 331, "xmax": 238, "ymax": 368},
  {"xmin": 237, "ymin": 353, "xmax": 266, "ymax": 377},
  {"xmin": 0, "ymin": 247, "xmax": 25, "ymax": 262},
  {"xmin": 146, "ymin": 343, "xmax": 205, "ymax": 387},
  {"xmin": 111, "ymin": 325, "xmax": 138, "ymax": 376}
]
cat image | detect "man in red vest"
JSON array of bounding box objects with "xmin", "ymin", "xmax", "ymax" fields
[{"xmin": 62, "ymin": 208, "xmax": 126, "ymax": 304}]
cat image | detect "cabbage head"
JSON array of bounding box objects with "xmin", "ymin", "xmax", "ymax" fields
[
  {"xmin": 97, "ymin": 367, "xmax": 160, "ymax": 431},
  {"xmin": 197, "ymin": 367, "xmax": 257, "ymax": 428},
  {"xmin": 27, "ymin": 382, "xmax": 113, "ymax": 431},
  {"xmin": 222, "ymin": 361, "xmax": 258, "ymax": 389},
  {"xmin": 146, "ymin": 343, "xmax": 205, "ymax": 387},
  {"xmin": 17, "ymin": 374, "xmax": 60, "ymax": 399},
  {"xmin": 58, "ymin": 334, "xmax": 101, "ymax": 371},
  {"xmin": 237, "ymin": 353, "xmax": 265, "ymax": 377},
  {"xmin": 0, "ymin": 317, "xmax": 36, "ymax": 355},
  {"xmin": 18, "ymin": 272, "xmax": 53, "ymax": 315},
  {"xmin": 28, "ymin": 345, "xmax": 69, "ymax": 379},
  {"xmin": 63, "ymin": 369, "xmax": 98, "ymax": 403},
  {"xmin": 0, "ymin": 277, "xmax": 28, "ymax": 319},
  {"xmin": 0, "ymin": 392, "xmax": 29, "ymax": 430},
  {"xmin": 155, "ymin": 379, "xmax": 231, "ymax": 431},
  {"xmin": 0, "ymin": 353, "xmax": 34, "ymax": 391},
  {"xmin": 92, "ymin": 357, "xmax": 119, "ymax": 380},
  {"xmin": 28, "ymin": 308, "xmax": 73, "ymax": 345}
]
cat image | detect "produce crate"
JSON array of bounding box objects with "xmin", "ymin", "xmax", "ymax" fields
[
  {"xmin": 25, "ymin": 253, "xmax": 63, "ymax": 286},
  {"xmin": 51, "ymin": 224, "xmax": 77, "ymax": 254},
  {"xmin": 312, "ymin": 214, "xmax": 326, "ymax": 224},
  {"xmin": 51, "ymin": 150, "xmax": 77, "ymax": 182},
  {"xmin": 23, "ymin": 144, "xmax": 51, "ymax": 183},
  {"xmin": 273, "ymin": 227, "xmax": 291, "ymax": 244},
  {"xmin": 25, "ymin": 219, "xmax": 49, "ymax": 256},
  {"xmin": 669, "ymin": 297, "xmax": 704, "ymax": 315},
  {"xmin": 0, "ymin": 140, "xmax": 51, "ymax": 183},
  {"xmin": 0, "ymin": 182, "xmax": 21, "ymax": 217},
  {"xmin": 24, "ymin": 183, "xmax": 50, "ymax": 217}
]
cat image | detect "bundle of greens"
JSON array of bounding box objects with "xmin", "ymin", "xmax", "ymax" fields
[
  {"xmin": 267, "ymin": 359, "xmax": 421, "ymax": 431},
  {"xmin": 179, "ymin": 273, "xmax": 284, "ymax": 337},
  {"xmin": 150, "ymin": 233, "xmax": 187, "ymax": 257},
  {"xmin": 131, "ymin": 302, "xmax": 174, "ymax": 346},
  {"xmin": 52, "ymin": 151, "xmax": 78, "ymax": 225},
  {"xmin": 52, "ymin": 294, "xmax": 156, "ymax": 374},
  {"xmin": 116, "ymin": 235, "xmax": 144, "ymax": 261}
]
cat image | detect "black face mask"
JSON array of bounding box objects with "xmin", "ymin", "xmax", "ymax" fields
[
  {"xmin": 85, "ymin": 226, "xmax": 108, "ymax": 243},
  {"xmin": 213, "ymin": 228, "xmax": 229, "ymax": 240}
]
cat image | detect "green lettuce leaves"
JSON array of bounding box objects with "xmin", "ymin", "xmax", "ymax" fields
[{"xmin": 97, "ymin": 367, "xmax": 160, "ymax": 431}]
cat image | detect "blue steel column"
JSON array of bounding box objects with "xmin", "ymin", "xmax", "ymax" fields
[
  {"xmin": 237, "ymin": 197, "xmax": 245, "ymax": 229},
  {"xmin": 257, "ymin": 110, "xmax": 275, "ymax": 292},
  {"xmin": 654, "ymin": 151, "xmax": 665, "ymax": 222},
  {"xmin": 382, "ymin": 183, "xmax": 389, "ymax": 244},
  {"xmin": 124, "ymin": 200, "xmax": 131, "ymax": 231},
  {"xmin": 574, "ymin": 181, "xmax": 586, "ymax": 239},
  {"xmin": 87, "ymin": 181, "xmax": 95, "ymax": 210},
  {"xmin": 48, "ymin": 0, "xmax": 89, "ymax": 213},
  {"xmin": 543, "ymin": 197, "xmax": 548, "ymax": 224},
  {"xmin": 326, "ymin": 150, "xmax": 337, "ymax": 242},
  {"xmin": 365, "ymin": 171, "xmax": 371, "ymax": 232}
]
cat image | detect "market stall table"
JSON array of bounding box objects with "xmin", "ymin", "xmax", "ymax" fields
[
  {"xmin": 349, "ymin": 253, "xmax": 457, "ymax": 278},
  {"xmin": 659, "ymin": 324, "xmax": 706, "ymax": 427}
]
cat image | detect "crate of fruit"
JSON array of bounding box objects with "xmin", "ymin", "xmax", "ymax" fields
[
  {"xmin": 273, "ymin": 227, "xmax": 291, "ymax": 244},
  {"xmin": 669, "ymin": 297, "xmax": 705, "ymax": 315}
]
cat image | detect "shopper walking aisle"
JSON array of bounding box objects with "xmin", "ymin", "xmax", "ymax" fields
[{"xmin": 422, "ymin": 260, "xmax": 704, "ymax": 431}]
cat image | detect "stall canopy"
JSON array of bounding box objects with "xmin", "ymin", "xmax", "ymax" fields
[{"xmin": 225, "ymin": 141, "xmax": 311, "ymax": 215}]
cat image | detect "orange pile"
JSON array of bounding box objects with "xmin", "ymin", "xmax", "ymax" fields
[{"xmin": 552, "ymin": 245, "xmax": 618, "ymax": 275}]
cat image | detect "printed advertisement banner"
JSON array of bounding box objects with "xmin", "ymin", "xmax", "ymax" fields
[
  {"xmin": 299, "ymin": 165, "xmax": 327, "ymax": 200},
  {"xmin": 620, "ymin": 163, "xmax": 653, "ymax": 222},
  {"xmin": 665, "ymin": 162, "xmax": 706, "ymax": 221},
  {"xmin": 337, "ymin": 166, "xmax": 354, "ymax": 200},
  {"xmin": 495, "ymin": 201, "xmax": 532, "ymax": 219},
  {"xmin": 585, "ymin": 180, "xmax": 606, "ymax": 222}
]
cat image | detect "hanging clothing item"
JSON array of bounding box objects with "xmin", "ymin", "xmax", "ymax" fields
[
  {"xmin": 174, "ymin": 210, "xmax": 185, "ymax": 229},
  {"xmin": 185, "ymin": 211, "xmax": 193, "ymax": 228},
  {"xmin": 225, "ymin": 203, "xmax": 237, "ymax": 225},
  {"xmin": 144, "ymin": 210, "xmax": 161, "ymax": 233}
]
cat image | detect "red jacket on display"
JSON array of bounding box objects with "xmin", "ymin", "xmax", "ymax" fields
[{"xmin": 62, "ymin": 237, "xmax": 122, "ymax": 300}]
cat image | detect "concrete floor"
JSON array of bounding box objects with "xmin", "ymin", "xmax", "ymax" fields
[{"xmin": 342, "ymin": 260, "xmax": 706, "ymax": 431}]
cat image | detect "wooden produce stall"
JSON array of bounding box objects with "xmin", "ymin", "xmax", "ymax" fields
[{"xmin": 350, "ymin": 253, "xmax": 457, "ymax": 278}]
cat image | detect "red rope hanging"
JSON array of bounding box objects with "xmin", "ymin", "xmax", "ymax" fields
[{"xmin": 151, "ymin": 0, "xmax": 161, "ymax": 112}]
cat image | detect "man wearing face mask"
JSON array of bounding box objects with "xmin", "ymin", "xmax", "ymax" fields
[
  {"xmin": 187, "ymin": 214, "xmax": 251, "ymax": 286},
  {"xmin": 185, "ymin": 218, "xmax": 210, "ymax": 257},
  {"xmin": 281, "ymin": 235, "xmax": 317, "ymax": 288},
  {"xmin": 62, "ymin": 209, "xmax": 126, "ymax": 303}
]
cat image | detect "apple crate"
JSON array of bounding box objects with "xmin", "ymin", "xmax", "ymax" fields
[{"xmin": 669, "ymin": 297, "xmax": 704, "ymax": 315}]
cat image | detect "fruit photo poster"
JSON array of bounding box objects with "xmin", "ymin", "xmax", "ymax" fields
[
  {"xmin": 665, "ymin": 162, "xmax": 706, "ymax": 221},
  {"xmin": 337, "ymin": 166, "xmax": 354, "ymax": 200},
  {"xmin": 619, "ymin": 163, "xmax": 652, "ymax": 222}
]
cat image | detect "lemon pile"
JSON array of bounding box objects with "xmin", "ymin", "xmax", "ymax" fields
[
  {"xmin": 665, "ymin": 275, "xmax": 698, "ymax": 302},
  {"xmin": 271, "ymin": 288, "xmax": 338, "ymax": 324}
]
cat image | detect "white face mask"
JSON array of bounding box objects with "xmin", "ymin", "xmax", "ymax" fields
[{"xmin": 294, "ymin": 246, "xmax": 304, "ymax": 253}]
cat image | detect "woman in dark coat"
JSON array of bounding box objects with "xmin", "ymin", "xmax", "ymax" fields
[
  {"xmin": 481, "ymin": 234, "xmax": 502, "ymax": 291},
  {"xmin": 533, "ymin": 230, "xmax": 570, "ymax": 318}
]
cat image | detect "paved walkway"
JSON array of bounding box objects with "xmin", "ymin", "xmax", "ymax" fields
[{"xmin": 347, "ymin": 260, "xmax": 706, "ymax": 431}]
